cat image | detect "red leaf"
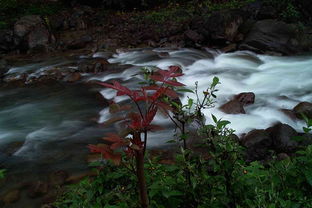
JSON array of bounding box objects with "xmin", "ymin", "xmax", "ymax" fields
[
  {"xmin": 98, "ymin": 81, "xmax": 133, "ymax": 97},
  {"xmin": 88, "ymin": 144, "xmax": 121, "ymax": 165},
  {"xmin": 150, "ymin": 75, "xmax": 164, "ymax": 82},
  {"xmin": 163, "ymin": 80, "xmax": 185, "ymax": 87},
  {"xmin": 102, "ymin": 133, "xmax": 128, "ymax": 150}
]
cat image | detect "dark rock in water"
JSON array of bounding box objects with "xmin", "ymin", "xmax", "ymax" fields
[
  {"xmin": 0, "ymin": 30, "xmax": 14, "ymax": 53},
  {"xmin": 242, "ymin": 129, "xmax": 272, "ymax": 161},
  {"xmin": 14, "ymin": 15, "xmax": 51, "ymax": 53},
  {"xmin": 27, "ymin": 181, "xmax": 49, "ymax": 198},
  {"xmin": 266, "ymin": 123, "xmax": 298, "ymax": 152},
  {"xmin": 49, "ymin": 170, "xmax": 68, "ymax": 186},
  {"xmin": 293, "ymin": 102, "xmax": 312, "ymax": 119},
  {"xmin": 220, "ymin": 92, "xmax": 255, "ymax": 114},
  {"xmin": 2, "ymin": 189, "xmax": 20, "ymax": 204},
  {"xmin": 239, "ymin": 19, "xmax": 310, "ymax": 55},
  {"xmin": 63, "ymin": 72, "xmax": 81, "ymax": 82},
  {"xmin": 221, "ymin": 43, "xmax": 237, "ymax": 53},
  {"xmin": 234, "ymin": 92, "xmax": 255, "ymax": 105},
  {"xmin": 219, "ymin": 100, "xmax": 245, "ymax": 114},
  {"xmin": 280, "ymin": 109, "xmax": 297, "ymax": 120}
]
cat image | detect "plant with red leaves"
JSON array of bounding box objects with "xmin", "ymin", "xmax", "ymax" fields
[{"xmin": 88, "ymin": 65, "xmax": 185, "ymax": 208}]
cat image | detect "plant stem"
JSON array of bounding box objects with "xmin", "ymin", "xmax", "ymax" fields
[{"xmin": 134, "ymin": 133, "xmax": 149, "ymax": 208}]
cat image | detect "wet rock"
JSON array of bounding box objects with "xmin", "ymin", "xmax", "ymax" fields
[
  {"xmin": 280, "ymin": 109, "xmax": 297, "ymax": 120},
  {"xmin": 293, "ymin": 102, "xmax": 312, "ymax": 119},
  {"xmin": 63, "ymin": 72, "xmax": 81, "ymax": 82},
  {"xmin": 2, "ymin": 189, "xmax": 20, "ymax": 204},
  {"xmin": 28, "ymin": 181, "xmax": 49, "ymax": 198},
  {"xmin": 221, "ymin": 43, "xmax": 237, "ymax": 53},
  {"xmin": 219, "ymin": 100, "xmax": 245, "ymax": 114},
  {"xmin": 266, "ymin": 123, "xmax": 298, "ymax": 152},
  {"xmin": 67, "ymin": 35, "xmax": 93, "ymax": 50},
  {"xmin": 49, "ymin": 170, "xmax": 68, "ymax": 186},
  {"xmin": 234, "ymin": 92, "xmax": 255, "ymax": 105},
  {"xmin": 239, "ymin": 20, "xmax": 300, "ymax": 55}
]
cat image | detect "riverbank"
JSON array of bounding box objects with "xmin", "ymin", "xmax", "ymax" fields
[{"xmin": 1, "ymin": 0, "xmax": 312, "ymax": 60}]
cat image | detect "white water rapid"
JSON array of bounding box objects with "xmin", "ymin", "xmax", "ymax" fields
[{"xmin": 91, "ymin": 48, "xmax": 312, "ymax": 141}]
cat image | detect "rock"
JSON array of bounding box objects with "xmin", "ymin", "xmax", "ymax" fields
[
  {"xmin": 234, "ymin": 92, "xmax": 255, "ymax": 105},
  {"xmin": 219, "ymin": 99, "xmax": 246, "ymax": 114},
  {"xmin": 2, "ymin": 189, "xmax": 20, "ymax": 204},
  {"xmin": 0, "ymin": 59, "xmax": 9, "ymax": 77},
  {"xmin": 293, "ymin": 102, "xmax": 312, "ymax": 119},
  {"xmin": 239, "ymin": 20, "xmax": 300, "ymax": 55},
  {"xmin": 242, "ymin": 129, "xmax": 272, "ymax": 161},
  {"xmin": 28, "ymin": 181, "xmax": 49, "ymax": 198},
  {"xmin": 221, "ymin": 43, "xmax": 237, "ymax": 53},
  {"xmin": 49, "ymin": 170, "xmax": 68, "ymax": 186},
  {"xmin": 67, "ymin": 35, "xmax": 93, "ymax": 50},
  {"xmin": 63, "ymin": 72, "xmax": 81, "ymax": 82},
  {"xmin": 280, "ymin": 109, "xmax": 297, "ymax": 120},
  {"xmin": 266, "ymin": 123, "xmax": 298, "ymax": 152},
  {"xmin": 184, "ymin": 30, "xmax": 203, "ymax": 43},
  {"xmin": 0, "ymin": 30, "xmax": 14, "ymax": 53},
  {"xmin": 277, "ymin": 153, "xmax": 289, "ymax": 160},
  {"xmin": 204, "ymin": 10, "xmax": 245, "ymax": 43},
  {"xmin": 14, "ymin": 15, "xmax": 51, "ymax": 53}
]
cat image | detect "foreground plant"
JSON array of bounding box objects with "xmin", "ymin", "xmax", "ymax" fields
[{"xmin": 88, "ymin": 66, "xmax": 185, "ymax": 208}]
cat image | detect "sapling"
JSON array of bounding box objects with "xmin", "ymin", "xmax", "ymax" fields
[{"xmin": 88, "ymin": 66, "xmax": 185, "ymax": 208}]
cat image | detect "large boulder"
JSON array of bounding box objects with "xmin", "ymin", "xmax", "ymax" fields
[
  {"xmin": 242, "ymin": 129, "xmax": 272, "ymax": 161},
  {"xmin": 0, "ymin": 30, "xmax": 14, "ymax": 53},
  {"xmin": 266, "ymin": 123, "xmax": 298, "ymax": 152},
  {"xmin": 14, "ymin": 15, "xmax": 51, "ymax": 53},
  {"xmin": 293, "ymin": 102, "xmax": 312, "ymax": 119},
  {"xmin": 190, "ymin": 10, "xmax": 246, "ymax": 46},
  {"xmin": 239, "ymin": 19, "xmax": 311, "ymax": 55}
]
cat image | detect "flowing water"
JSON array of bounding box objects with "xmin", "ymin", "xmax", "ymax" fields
[{"xmin": 0, "ymin": 48, "xmax": 311, "ymax": 207}]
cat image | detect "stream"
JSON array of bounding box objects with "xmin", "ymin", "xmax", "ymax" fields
[{"xmin": 0, "ymin": 48, "xmax": 311, "ymax": 207}]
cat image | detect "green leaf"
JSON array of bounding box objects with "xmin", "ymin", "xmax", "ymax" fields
[
  {"xmin": 212, "ymin": 114, "xmax": 218, "ymax": 123},
  {"xmin": 188, "ymin": 98, "xmax": 193, "ymax": 108},
  {"xmin": 212, "ymin": 77, "xmax": 220, "ymax": 88}
]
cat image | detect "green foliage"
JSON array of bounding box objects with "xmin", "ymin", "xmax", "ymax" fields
[
  {"xmin": 264, "ymin": 0, "xmax": 301, "ymax": 22},
  {"xmin": 55, "ymin": 79, "xmax": 312, "ymax": 208},
  {"xmin": 0, "ymin": 169, "xmax": 5, "ymax": 179}
]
